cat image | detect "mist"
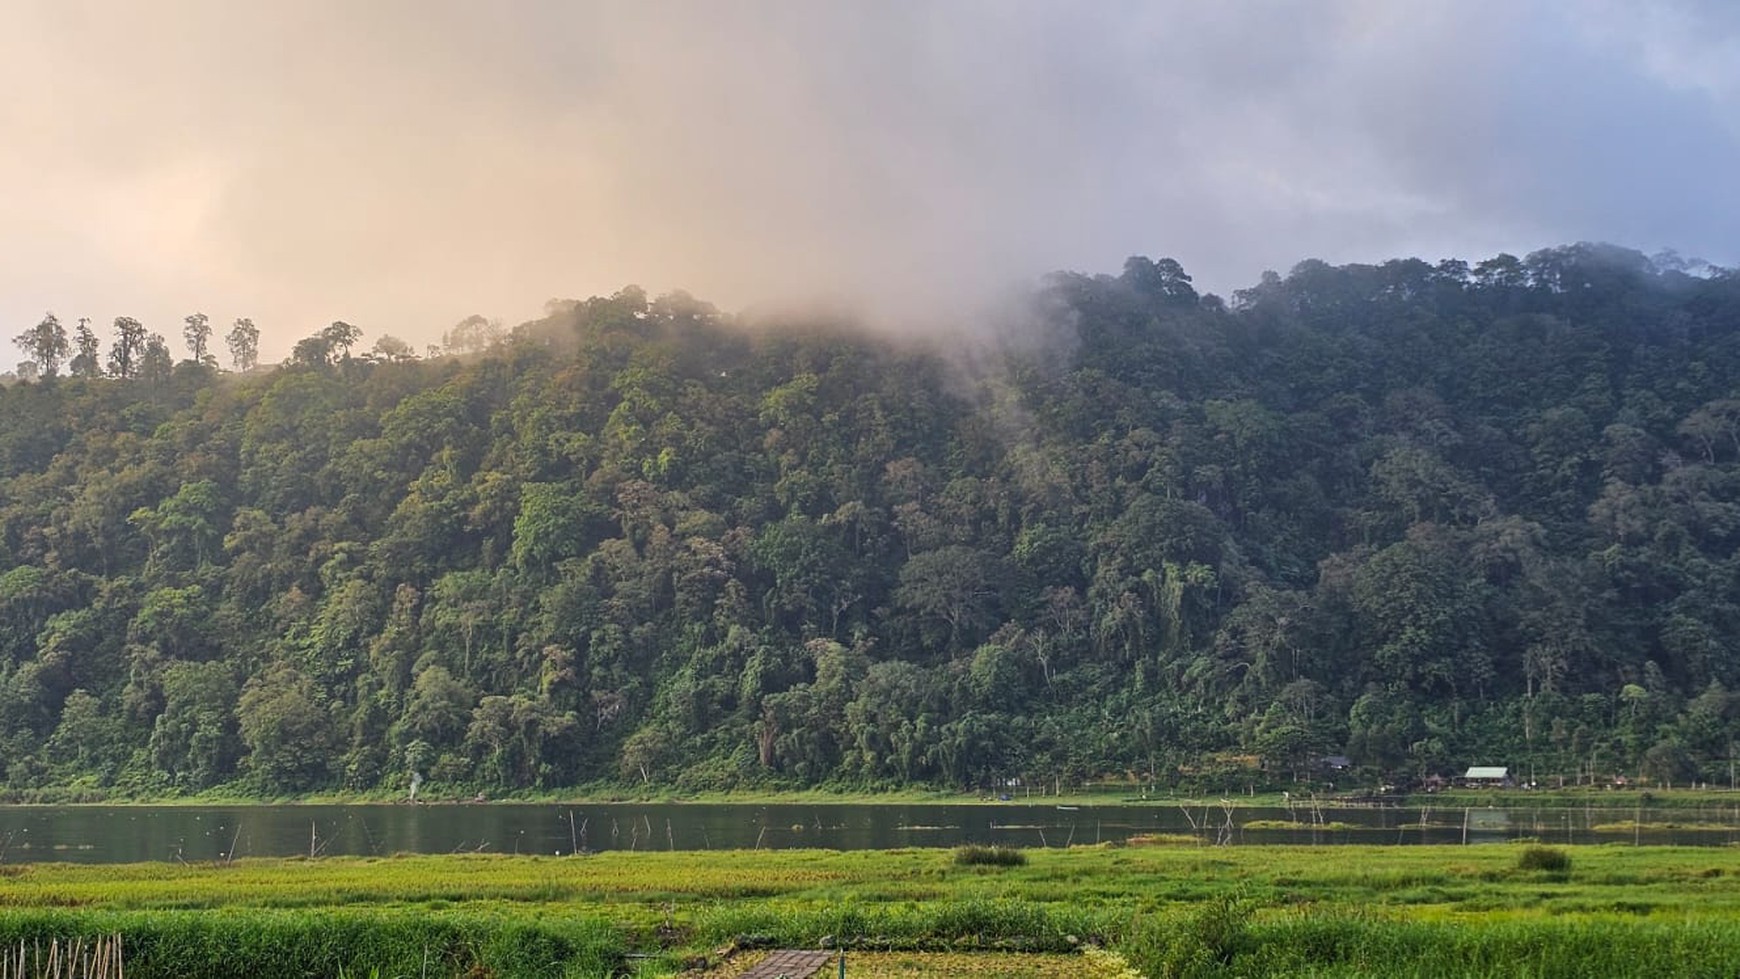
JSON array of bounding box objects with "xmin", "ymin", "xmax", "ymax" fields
[{"xmin": 2, "ymin": 1, "xmax": 1737, "ymax": 360}]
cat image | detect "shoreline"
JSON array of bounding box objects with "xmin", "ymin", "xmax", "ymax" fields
[{"xmin": 4, "ymin": 784, "xmax": 1739, "ymax": 810}]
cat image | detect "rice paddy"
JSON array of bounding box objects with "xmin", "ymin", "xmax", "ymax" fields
[
  {"xmin": 0, "ymin": 842, "xmax": 1737, "ymax": 976},
  {"xmin": 688, "ymin": 950, "xmax": 1125, "ymax": 978}
]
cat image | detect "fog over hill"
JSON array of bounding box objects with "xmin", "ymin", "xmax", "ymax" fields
[{"xmin": 2, "ymin": 246, "xmax": 1740, "ymax": 798}]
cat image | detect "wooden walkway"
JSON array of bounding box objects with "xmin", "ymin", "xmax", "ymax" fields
[{"xmin": 737, "ymin": 949, "xmax": 836, "ymax": 978}]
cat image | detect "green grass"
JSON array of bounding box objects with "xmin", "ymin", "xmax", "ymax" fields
[
  {"xmin": 0, "ymin": 908, "xmax": 627, "ymax": 979},
  {"xmin": 2, "ymin": 844, "xmax": 1739, "ymax": 976},
  {"xmin": 1123, "ymin": 904, "xmax": 1740, "ymax": 978},
  {"xmin": 1241, "ymin": 819, "xmax": 1360, "ymax": 830}
]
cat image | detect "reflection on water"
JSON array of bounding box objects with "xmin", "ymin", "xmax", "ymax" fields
[{"xmin": 0, "ymin": 801, "xmax": 1736, "ymax": 864}]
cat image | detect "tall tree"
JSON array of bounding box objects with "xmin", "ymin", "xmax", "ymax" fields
[
  {"xmin": 13, "ymin": 312, "xmax": 69, "ymax": 379},
  {"xmin": 107, "ymin": 316, "xmax": 147, "ymax": 378},
  {"xmin": 290, "ymin": 333, "xmax": 332, "ymax": 368},
  {"xmin": 371, "ymin": 334, "xmax": 415, "ymax": 362},
  {"xmin": 443, "ymin": 315, "xmax": 504, "ymax": 354},
  {"xmin": 140, "ymin": 333, "xmax": 174, "ymax": 386},
  {"xmin": 182, "ymin": 312, "xmax": 214, "ymax": 366},
  {"xmin": 226, "ymin": 317, "xmax": 260, "ymax": 372},
  {"xmin": 322, "ymin": 321, "xmax": 362, "ymax": 362},
  {"xmin": 70, "ymin": 318, "xmax": 102, "ymax": 378}
]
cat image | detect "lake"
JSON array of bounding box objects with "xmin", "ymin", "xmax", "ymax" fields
[{"xmin": 2, "ymin": 800, "xmax": 1737, "ymax": 863}]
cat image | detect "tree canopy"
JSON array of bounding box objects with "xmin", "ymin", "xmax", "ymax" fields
[{"xmin": 2, "ymin": 245, "xmax": 1739, "ymax": 797}]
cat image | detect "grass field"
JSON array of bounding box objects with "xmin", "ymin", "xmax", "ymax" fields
[
  {"xmin": 690, "ymin": 950, "xmax": 1133, "ymax": 978},
  {"xmin": 2, "ymin": 842, "xmax": 1738, "ymax": 976}
]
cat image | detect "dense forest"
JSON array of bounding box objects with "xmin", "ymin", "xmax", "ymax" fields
[{"xmin": 3, "ymin": 243, "xmax": 1739, "ymax": 799}]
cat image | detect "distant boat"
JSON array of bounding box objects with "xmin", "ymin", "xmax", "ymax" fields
[{"xmin": 1056, "ymin": 805, "xmax": 1079, "ymax": 811}]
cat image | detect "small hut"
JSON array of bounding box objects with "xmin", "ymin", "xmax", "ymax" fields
[{"xmin": 1462, "ymin": 766, "xmax": 1511, "ymax": 787}]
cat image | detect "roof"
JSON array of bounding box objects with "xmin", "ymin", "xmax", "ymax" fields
[{"xmin": 1464, "ymin": 766, "xmax": 1509, "ymax": 779}]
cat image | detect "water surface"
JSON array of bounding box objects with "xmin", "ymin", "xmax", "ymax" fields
[{"xmin": 1, "ymin": 801, "xmax": 1736, "ymax": 863}]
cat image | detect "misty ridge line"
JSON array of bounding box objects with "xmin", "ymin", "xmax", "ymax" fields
[
  {"xmin": 6, "ymin": 241, "xmax": 1730, "ymax": 384},
  {"xmin": 4, "ymin": 2, "xmax": 1736, "ymax": 369}
]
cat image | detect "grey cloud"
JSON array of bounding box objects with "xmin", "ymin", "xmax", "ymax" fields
[{"xmin": 1, "ymin": 1, "xmax": 1735, "ymax": 360}]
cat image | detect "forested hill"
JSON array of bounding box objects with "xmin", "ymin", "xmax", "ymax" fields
[{"xmin": 3, "ymin": 243, "xmax": 1739, "ymax": 799}]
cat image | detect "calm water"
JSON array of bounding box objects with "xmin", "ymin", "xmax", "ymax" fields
[{"xmin": 1, "ymin": 801, "xmax": 1736, "ymax": 864}]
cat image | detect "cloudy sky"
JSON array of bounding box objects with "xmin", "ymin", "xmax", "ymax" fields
[{"xmin": 2, "ymin": 1, "xmax": 1737, "ymax": 359}]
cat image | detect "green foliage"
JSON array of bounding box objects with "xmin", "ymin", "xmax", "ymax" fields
[
  {"xmin": 1516, "ymin": 845, "xmax": 1572, "ymax": 873},
  {"xmin": 147, "ymin": 661, "xmax": 240, "ymax": 789},
  {"xmin": 1122, "ymin": 893, "xmax": 1256, "ymax": 979},
  {"xmin": 5, "ymin": 247, "xmax": 1740, "ymax": 797},
  {"xmin": 953, "ymin": 845, "xmax": 1028, "ymax": 867},
  {"xmin": 237, "ymin": 662, "xmax": 336, "ymax": 793}
]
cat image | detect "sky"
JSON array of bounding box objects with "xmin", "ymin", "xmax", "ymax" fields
[{"xmin": 2, "ymin": 0, "xmax": 1737, "ymax": 361}]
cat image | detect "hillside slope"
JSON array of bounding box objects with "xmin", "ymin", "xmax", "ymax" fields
[{"xmin": 2, "ymin": 244, "xmax": 1738, "ymax": 796}]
